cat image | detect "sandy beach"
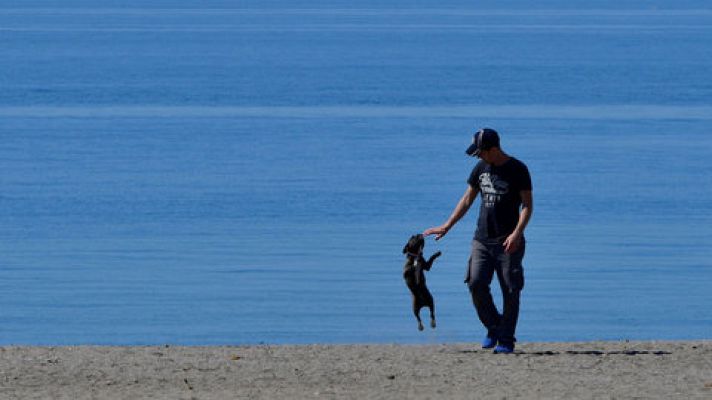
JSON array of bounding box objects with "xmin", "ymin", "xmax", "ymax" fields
[{"xmin": 1, "ymin": 340, "xmax": 710, "ymax": 399}]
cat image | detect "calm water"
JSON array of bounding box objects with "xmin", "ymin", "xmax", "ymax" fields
[{"xmin": 1, "ymin": 1, "xmax": 711, "ymax": 345}]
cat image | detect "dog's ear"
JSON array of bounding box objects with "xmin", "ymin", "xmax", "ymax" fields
[{"xmin": 402, "ymin": 245, "xmax": 408, "ymax": 254}]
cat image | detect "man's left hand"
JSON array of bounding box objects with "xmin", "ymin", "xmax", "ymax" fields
[{"xmin": 503, "ymin": 232, "xmax": 522, "ymax": 254}]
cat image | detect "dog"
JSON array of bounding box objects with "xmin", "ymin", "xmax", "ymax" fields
[{"xmin": 402, "ymin": 234, "xmax": 441, "ymax": 331}]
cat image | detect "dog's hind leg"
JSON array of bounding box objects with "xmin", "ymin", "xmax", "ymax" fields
[
  {"xmin": 412, "ymin": 297, "xmax": 424, "ymax": 331},
  {"xmin": 424, "ymin": 292, "xmax": 436, "ymax": 329},
  {"xmin": 429, "ymin": 304, "xmax": 436, "ymax": 328}
]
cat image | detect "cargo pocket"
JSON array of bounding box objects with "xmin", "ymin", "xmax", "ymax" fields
[
  {"xmin": 508, "ymin": 267, "xmax": 524, "ymax": 292},
  {"xmin": 501, "ymin": 245, "xmax": 525, "ymax": 292}
]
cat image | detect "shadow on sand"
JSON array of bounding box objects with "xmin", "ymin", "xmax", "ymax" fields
[{"xmin": 460, "ymin": 349, "xmax": 672, "ymax": 356}]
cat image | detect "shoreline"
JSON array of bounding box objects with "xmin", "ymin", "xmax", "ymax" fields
[{"xmin": 1, "ymin": 340, "xmax": 710, "ymax": 399}]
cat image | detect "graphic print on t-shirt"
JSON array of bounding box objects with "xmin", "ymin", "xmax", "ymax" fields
[{"xmin": 478, "ymin": 172, "xmax": 509, "ymax": 207}]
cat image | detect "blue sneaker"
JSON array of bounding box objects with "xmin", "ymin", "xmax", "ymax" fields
[
  {"xmin": 494, "ymin": 342, "xmax": 515, "ymax": 354},
  {"xmin": 481, "ymin": 335, "xmax": 497, "ymax": 349}
]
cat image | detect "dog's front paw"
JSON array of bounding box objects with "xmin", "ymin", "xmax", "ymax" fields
[
  {"xmin": 430, "ymin": 319, "xmax": 436, "ymax": 329},
  {"xmin": 418, "ymin": 322, "xmax": 424, "ymax": 331},
  {"xmin": 432, "ymin": 251, "xmax": 442, "ymax": 259}
]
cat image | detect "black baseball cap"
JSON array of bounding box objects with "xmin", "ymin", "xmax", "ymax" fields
[{"xmin": 465, "ymin": 128, "xmax": 500, "ymax": 157}]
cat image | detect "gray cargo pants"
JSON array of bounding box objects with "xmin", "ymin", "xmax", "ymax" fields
[{"xmin": 464, "ymin": 238, "xmax": 525, "ymax": 344}]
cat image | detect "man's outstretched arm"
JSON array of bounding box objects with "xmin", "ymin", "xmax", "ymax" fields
[{"xmin": 423, "ymin": 185, "xmax": 478, "ymax": 240}]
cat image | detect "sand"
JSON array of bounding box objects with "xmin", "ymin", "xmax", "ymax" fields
[{"xmin": 1, "ymin": 341, "xmax": 710, "ymax": 399}]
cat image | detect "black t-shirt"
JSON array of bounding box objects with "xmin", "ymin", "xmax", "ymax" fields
[{"xmin": 467, "ymin": 157, "xmax": 532, "ymax": 243}]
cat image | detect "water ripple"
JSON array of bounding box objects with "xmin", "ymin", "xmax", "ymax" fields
[{"xmin": 1, "ymin": 105, "xmax": 711, "ymax": 120}]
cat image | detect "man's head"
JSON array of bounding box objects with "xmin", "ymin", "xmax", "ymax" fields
[{"xmin": 465, "ymin": 128, "xmax": 500, "ymax": 158}]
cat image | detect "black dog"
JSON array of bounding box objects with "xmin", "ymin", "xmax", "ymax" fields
[{"xmin": 402, "ymin": 234, "xmax": 441, "ymax": 331}]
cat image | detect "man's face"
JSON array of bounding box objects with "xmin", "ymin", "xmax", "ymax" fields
[{"xmin": 478, "ymin": 148, "xmax": 493, "ymax": 164}]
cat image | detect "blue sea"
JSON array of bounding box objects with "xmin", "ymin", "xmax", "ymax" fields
[{"xmin": 1, "ymin": 1, "xmax": 711, "ymax": 345}]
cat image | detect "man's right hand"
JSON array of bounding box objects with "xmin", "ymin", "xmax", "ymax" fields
[{"xmin": 423, "ymin": 225, "xmax": 450, "ymax": 241}]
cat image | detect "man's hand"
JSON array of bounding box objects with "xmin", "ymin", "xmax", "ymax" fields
[
  {"xmin": 503, "ymin": 231, "xmax": 522, "ymax": 254},
  {"xmin": 423, "ymin": 225, "xmax": 450, "ymax": 241}
]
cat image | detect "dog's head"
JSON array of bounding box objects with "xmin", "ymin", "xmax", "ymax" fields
[{"xmin": 402, "ymin": 233, "xmax": 425, "ymax": 256}]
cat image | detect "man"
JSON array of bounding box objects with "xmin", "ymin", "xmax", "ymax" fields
[{"xmin": 424, "ymin": 128, "xmax": 533, "ymax": 353}]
